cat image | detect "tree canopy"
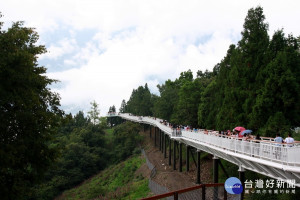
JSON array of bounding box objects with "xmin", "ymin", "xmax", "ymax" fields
[
  {"xmin": 0, "ymin": 20, "xmax": 63, "ymax": 199},
  {"xmin": 121, "ymin": 6, "xmax": 300, "ymax": 137}
]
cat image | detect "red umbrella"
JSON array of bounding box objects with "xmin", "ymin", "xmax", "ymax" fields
[
  {"xmin": 234, "ymin": 127, "xmax": 246, "ymax": 132},
  {"xmin": 234, "ymin": 127, "xmax": 246, "ymax": 137}
]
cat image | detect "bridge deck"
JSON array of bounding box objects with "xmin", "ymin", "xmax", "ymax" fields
[{"xmin": 110, "ymin": 113, "xmax": 300, "ymax": 187}]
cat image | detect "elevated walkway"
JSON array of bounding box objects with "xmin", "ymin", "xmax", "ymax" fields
[{"xmin": 113, "ymin": 113, "xmax": 300, "ymax": 187}]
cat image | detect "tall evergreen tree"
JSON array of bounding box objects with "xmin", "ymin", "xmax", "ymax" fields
[
  {"xmin": 153, "ymin": 79, "xmax": 179, "ymax": 121},
  {"xmin": 125, "ymin": 83, "xmax": 153, "ymax": 116},
  {"xmin": 0, "ymin": 20, "xmax": 62, "ymax": 199},
  {"xmin": 249, "ymin": 31, "xmax": 300, "ymax": 135},
  {"xmin": 119, "ymin": 99, "xmax": 127, "ymax": 113},
  {"xmin": 237, "ymin": 6, "xmax": 270, "ymax": 126}
]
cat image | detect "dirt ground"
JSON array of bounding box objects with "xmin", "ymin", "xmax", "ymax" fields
[{"xmin": 140, "ymin": 129, "xmax": 213, "ymax": 192}]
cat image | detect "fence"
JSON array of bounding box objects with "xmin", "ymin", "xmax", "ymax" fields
[
  {"xmin": 122, "ymin": 113, "xmax": 300, "ymax": 166},
  {"xmin": 141, "ymin": 149, "xmax": 233, "ymax": 200},
  {"xmin": 141, "ymin": 183, "xmax": 227, "ymax": 200},
  {"xmin": 141, "ymin": 149, "xmax": 171, "ymax": 198}
]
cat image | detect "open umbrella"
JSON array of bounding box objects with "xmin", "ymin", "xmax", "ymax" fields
[
  {"xmin": 234, "ymin": 127, "xmax": 246, "ymax": 137},
  {"xmin": 234, "ymin": 127, "xmax": 246, "ymax": 132},
  {"xmin": 241, "ymin": 130, "xmax": 252, "ymax": 136}
]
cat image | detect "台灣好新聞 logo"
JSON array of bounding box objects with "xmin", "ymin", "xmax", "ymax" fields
[{"xmin": 225, "ymin": 177, "xmax": 243, "ymax": 194}]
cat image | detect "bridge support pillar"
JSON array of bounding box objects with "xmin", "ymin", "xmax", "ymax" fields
[
  {"xmin": 186, "ymin": 145, "xmax": 189, "ymax": 172},
  {"xmin": 161, "ymin": 131, "xmax": 164, "ymax": 153},
  {"xmin": 196, "ymin": 150, "xmax": 201, "ymax": 184},
  {"xmin": 150, "ymin": 125, "xmax": 152, "ymax": 138},
  {"xmin": 173, "ymin": 140, "xmax": 176, "ymax": 170},
  {"xmin": 164, "ymin": 134, "xmax": 167, "ymax": 158},
  {"xmin": 213, "ymin": 156, "xmax": 219, "ymax": 200},
  {"xmin": 160, "ymin": 130, "xmax": 163, "ymax": 152},
  {"xmin": 179, "ymin": 142, "xmax": 182, "ymax": 172},
  {"xmin": 154, "ymin": 127, "xmax": 157, "ymax": 147},
  {"xmin": 213, "ymin": 156, "xmax": 219, "ymax": 183},
  {"xmin": 159, "ymin": 129, "xmax": 161, "ymax": 151},
  {"xmin": 168, "ymin": 137, "xmax": 172, "ymax": 166},
  {"xmin": 239, "ymin": 166, "xmax": 245, "ymax": 200}
]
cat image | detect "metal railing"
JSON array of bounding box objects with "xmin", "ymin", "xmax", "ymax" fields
[
  {"xmin": 148, "ymin": 179, "xmax": 171, "ymax": 200},
  {"xmin": 181, "ymin": 130, "xmax": 300, "ymax": 166},
  {"xmin": 141, "ymin": 149, "xmax": 171, "ymax": 198},
  {"xmin": 120, "ymin": 113, "xmax": 300, "ymax": 166},
  {"xmin": 141, "ymin": 183, "xmax": 226, "ymax": 200},
  {"xmin": 172, "ymin": 129, "xmax": 182, "ymax": 137}
]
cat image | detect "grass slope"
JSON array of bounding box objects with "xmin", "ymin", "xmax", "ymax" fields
[{"xmin": 57, "ymin": 154, "xmax": 150, "ymax": 200}]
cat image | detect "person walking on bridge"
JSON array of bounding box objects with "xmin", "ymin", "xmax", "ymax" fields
[
  {"xmin": 284, "ymin": 133, "xmax": 294, "ymax": 147},
  {"xmin": 274, "ymin": 133, "xmax": 283, "ymax": 159},
  {"xmin": 274, "ymin": 133, "xmax": 283, "ymax": 144}
]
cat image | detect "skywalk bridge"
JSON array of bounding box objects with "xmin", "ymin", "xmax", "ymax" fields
[{"xmin": 108, "ymin": 112, "xmax": 300, "ymax": 188}]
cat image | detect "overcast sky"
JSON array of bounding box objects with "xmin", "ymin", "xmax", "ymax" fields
[{"xmin": 1, "ymin": 0, "xmax": 300, "ymax": 115}]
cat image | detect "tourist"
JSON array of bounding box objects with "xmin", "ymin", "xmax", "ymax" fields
[
  {"xmin": 243, "ymin": 133, "xmax": 250, "ymax": 141},
  {"xmin": 274, "ymin": 133, "xmax": 283, "ymax": 144},
  {"xmin": 284, "ymin": 133, "xmax": 294, "ymax": 147},
  {"xmin": 274, "ymin": 133, "xmax": 283, "ymax": 159},
  {"xmin": 227, "ymin": 130, "xmax": 232, "ymax": 136},
  {"xmin": 255, "ymin": 133, "xmax": 261, "ymax": 140}
]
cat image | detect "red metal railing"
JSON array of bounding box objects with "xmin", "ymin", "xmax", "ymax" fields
[{"xmin": 141, "ymin": 183, "xmax": 226, "ymax": 200}]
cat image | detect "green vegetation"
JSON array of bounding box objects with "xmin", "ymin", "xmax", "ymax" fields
[
  {"xmin": 123, "ymin": 6, "xmax": 300, "ymax": 138},
  {"xmin": 121, "ymin": 7, "xmax": 300, "ymax": 200},
  {"xmin": 1, "ymin": 5, "xmax": 299, "ymax": 200},
  {"xmin": 30, "ymin": 118, "xmax": 143, "ymax": 200},
  {"xmin": 0, "ymin": 16, "xmax": 63, "ymax": 199},
  {"xmin": 58, "ymin": 155, "xmax": 149, "ymax": 200},
  {"xmin": 123, "ymin": 83, "xmax": 153, "ymax": 116}
]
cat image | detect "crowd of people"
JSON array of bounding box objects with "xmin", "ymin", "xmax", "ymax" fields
[
  {"xmin": 157, "ymin": 117, "xmax": 295, "ymax": 146},
  {"xmin": 123, "ymin": 113, "xmax": 296, "ymax": 147}
]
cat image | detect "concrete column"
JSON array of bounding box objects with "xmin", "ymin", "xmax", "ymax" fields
[
  {"xmin": 164, "ymin": 134, "xmax": 167, "ymax": 158},
  {"xmin": 196, "ymin": 150, "xmax": 201, "ymax": 184},
  {"xmin": 157, "ymin": 127, "xmax": 162, "ymax": 151},
  {"xmin": 159, "ymin": 129, "xmax": 161, "ymax": 151},
  {"xmin": 213, "ymin": 156, "xmax": 219, "ymax": 183},
  {"xmin": 179, "ymin": 142, "xmax": 182, "ymax": 172},
  {"xmin": 168, "ymin": 137, "xmax": 172, "ymax": 166},
  {"xmin": 186, "ymin": 145, "xmax": 190, "ymax": 172},
  {"xmin": 154, "ymin": 126, "xmax": 157, "ymax": 147},
  {"xmin": 161, "ymin": 131, "xmax": 164, "ymax": 153},
  {"xmin": 239, "ymin": 166, "xmax": 245, "ymax": 200},
  {"xmin": 213, "ymin": 156, "xmax": 219, "ymax": 200},
  {"xmin": 173, "ymin": 140, "xmax": 176, "ymax": 170}
]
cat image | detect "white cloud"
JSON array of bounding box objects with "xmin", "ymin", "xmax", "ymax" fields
[
  {"xmin": 2, "ymin": 0, "xmax": 300, "ymax": 114},
  {"xmin": 63, "ymin": 59, "xmax": 77, "ymax": 66},
  {"xmin": 40, "ymin": 37, "xmax": 78, "ymax": 60}
]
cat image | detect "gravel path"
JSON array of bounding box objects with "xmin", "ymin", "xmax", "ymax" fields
[{"xmin": 141, "ymin": 129, "xmax": 213, "ymax": 192}]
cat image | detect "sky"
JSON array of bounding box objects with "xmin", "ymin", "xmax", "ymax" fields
[{"xmin": 1, "ymin": 0, "xmax": 300, "ymax": 116}]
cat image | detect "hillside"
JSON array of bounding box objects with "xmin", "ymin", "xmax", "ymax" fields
[
  {"xmin": 55, "ymin": 127, "xmax": 215, "ymax": 200},
  {"xmin": 141, "ymin": 129, "xmax": 214, "ymax": 191},
  {"xmin": 55, "ymin": 154, "xmax": 150, "ymax": 200}
]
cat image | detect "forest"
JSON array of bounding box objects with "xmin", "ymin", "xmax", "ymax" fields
[
  {"xmin": 0, "ymin": 6, "xmax": 299, "ymax": 200},
  {"xmin": 0, "ymin": 16, "xmax": 142, "ymax": 199},
  {"xmin": 122, "ymin": 6, "xmax": 300, "ymax": 138}
]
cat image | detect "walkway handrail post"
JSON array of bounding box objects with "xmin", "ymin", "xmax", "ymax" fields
[
  {"xmin": 174, "ymin": 191, "xmax": 178, "ymax": 200},
  {"xmin": 202, "ymin": 184, "xmax": 206, "ymax": 200}
]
